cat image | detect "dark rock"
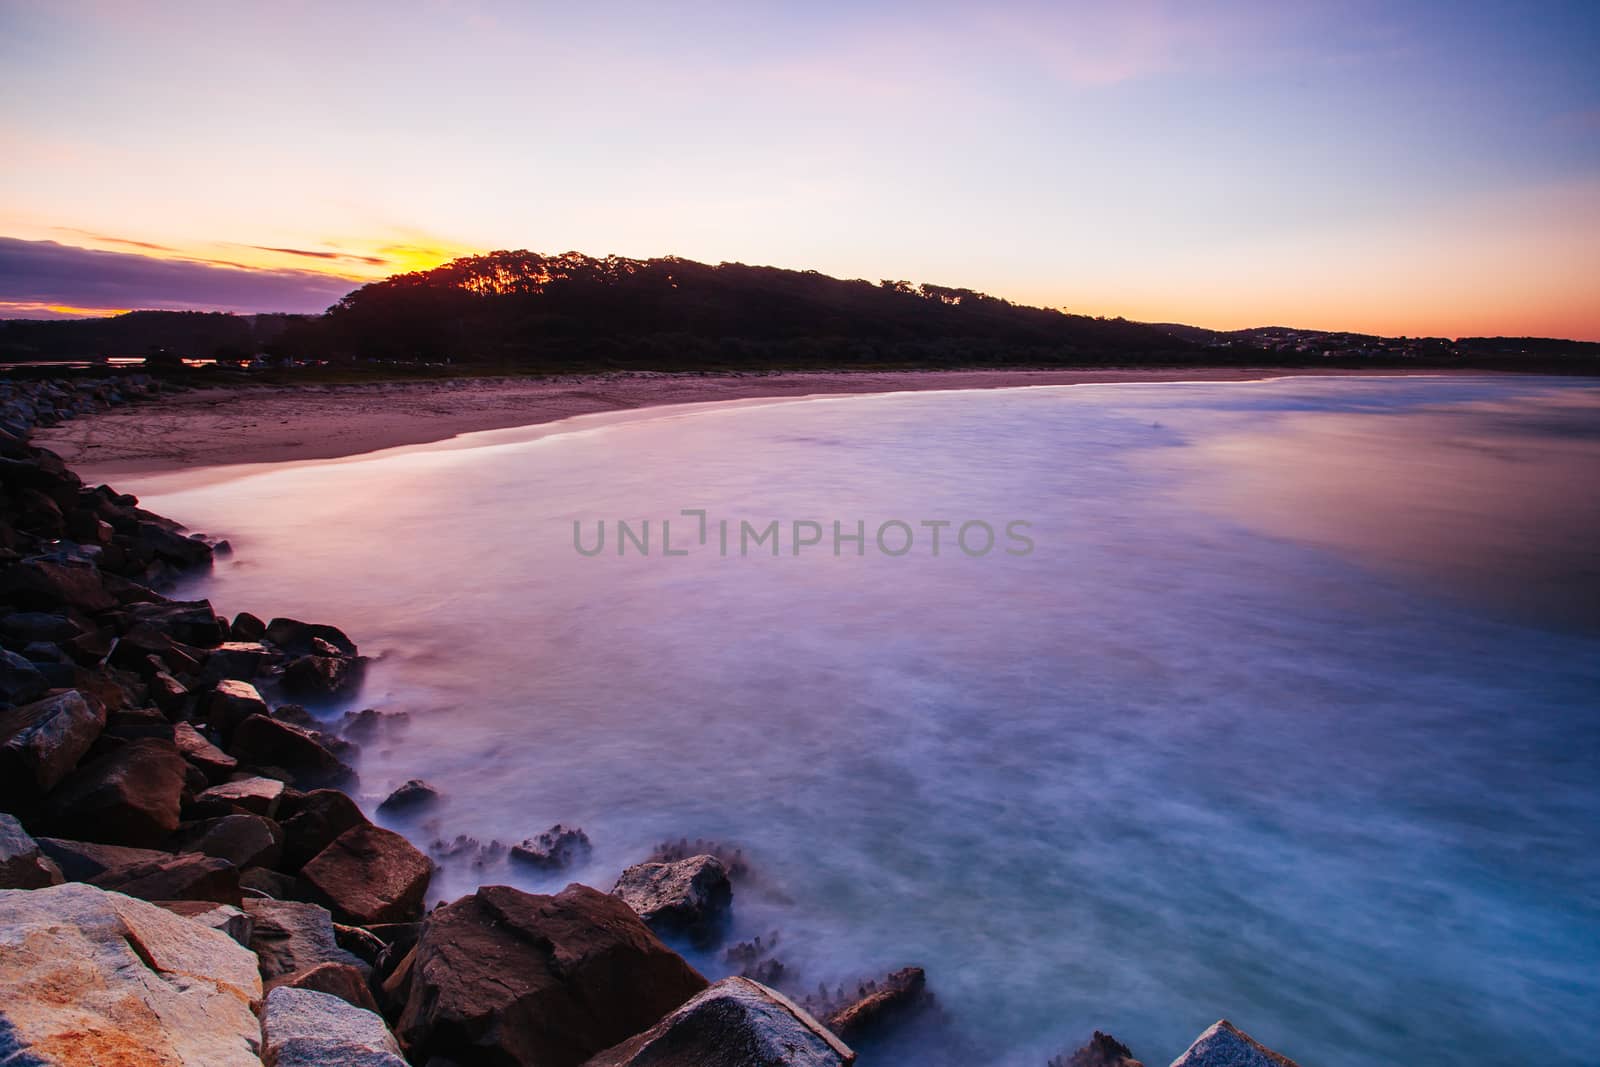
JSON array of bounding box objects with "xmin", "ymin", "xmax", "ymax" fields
[
  {"xmin": 280, "ymin": 788, "xmax": 369, "ymax": 871},
  {"xmin": 104, "ymin": 705, "xmax": 175, "ymax": 741},
  {"xmin": 241, "ymin": 865, "xmax": 300, "ymax": 899},
  {"xmin": 229, "ymin": 713, "xmax": 355, "ymax": 789},
  {"xmin": 270, "ymin": 960, "xmax": 384, "ymax": 1014},
  {"xmin": 333, "ymin": 921, "xmax": 391, "ymax": 967},
  {"xmin": 649, "ymin": 836, "xmax": 750, "ymax": 880},
  {"xmin": 281, "ymin": 653, "xmax": 363, "ymax": 700},
  {"xmin": 230, "ymin": 611, "xmax": 267, "ymax": 641},
  {"xmin": 0, "ymin": 557, "xmax": 116, "ymax": 612},
  {"xmin": 135, "ymin": 520, "xmax": 214, "ymax": 569},
  {"xmin": 180, "ymin": 813, "xmax": 284, "ymax": 869},
  {"xmin": 613, "ymin": 853, "xmax": 732, "ymax": 938},
  {"xmin": 196, "ymin": 775, "xmax": 286, "ymax": 817},
  {"xmin": 0, "ymin": 648, "xmax": 49, "ymax": 704},
  {"xmin": 203, "ymin": 678, "xmax": 269, "ymax": 739},
  {"xmin": 397, "ymin": 883, "xmax": 708, "ymax": 1067},
  {"xmin": 91, "ymin": 850, "xmax": 241, "ymax": 905},
  {"xmin": 244, "ymin": 897, "xmax": 369, "ymax": 980},
  {"xmin": 266, "ymin": 617, "xmax": 358, "ymax": 657},
  {"xmin": 0, "ymin": 812, "xmax": 64, "ymax": 888},
  {"xmin": 0, "ymin": 611, "xmax": 82, "ymax": 645},
  {"xmin": 35, "ymin": 836, "xmax": 172, "ymax": 881},
  {"xmin": 377, "ymin": 778, "xmax": 439, "ymax": 814},
  {"xmin": 148, "ymin": 670, "xmax": 189, "ymax": 715},
  {"xmin": 121, "ymin": 599, "xmax": 227, "ymax": 648},
  {"xmin": 271, "ymin": 703, "xmax": 319, "ymax": 728},
  {"xmin": 42, "ymin": 737, "xmax": 187, "ymax": 847},
  {"xmin": 1050, "ymin": 1031, "xmax": 1145, "ymax": 1067},
  {"xmin": 1170, "ymin": 1020, "xmax": 1301, "ymax": 1067},
  {"xmin": 338, "ymin": 707, "xmax": 408, "ymax": 741},
  {"xmin": 0, "ymin": 689, "xmax": 105, "ymax": 803},
  {"xmin": 510, "ymin": 823, "xmax": 592, "ymax": 870},
  {"xmin": 823, "ymin": 967, "xmax": 931, "ymax": 1043},
  {"xmin": 174, "ymin": 721, "xmax": 238, "ymax": 782},
  {"xmin": 262, "ymin": 985, "xmax": 407, "ymax": 1067},
  {"xmin": 301, "ymin": 823, "xmax": 432, "ymax": 924},
  {"xmin": 199, "ymin": 640, "xmax": 271, "ymax": 684},
  {"xmin": 581, "ymin": 976, "xmax": 856, "ymax": 1067}
]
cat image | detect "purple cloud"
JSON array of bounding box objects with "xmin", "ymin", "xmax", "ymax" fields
[{"xmin": 0, "ymin": 236, "xmax": 359, "ymax": 315}]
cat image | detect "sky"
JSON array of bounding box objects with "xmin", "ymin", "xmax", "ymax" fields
[{"xmin": 1, "ymin": 0, "xmax": 1597, "ymax": 338}]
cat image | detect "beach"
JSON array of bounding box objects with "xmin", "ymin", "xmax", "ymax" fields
[{"xmin": 32, "ymin": 366, "xmax": 1446, "ymax": 478}]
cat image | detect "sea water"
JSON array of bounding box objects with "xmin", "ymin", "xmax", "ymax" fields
[{"xmin": 129, "ymin": 376, "xmax": 1600, "ymax": 1066}]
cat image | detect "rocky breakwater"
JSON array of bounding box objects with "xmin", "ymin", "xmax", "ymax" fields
[{"xmin": 0, "ymin": 375, "xmax": 1310, "ymax": 1066}]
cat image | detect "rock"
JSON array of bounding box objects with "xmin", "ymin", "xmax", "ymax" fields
[
  {"xmin": 197, "ymin": 774, "xmax": 287, "ymax": 817},
  {"xmin": 262, "ymin": 985, "xmax": 406, "ymax": 1067},
  {"xmin": 281, "ymin": 652, "xmax": 363, "ymax": 700},
  {"xmin": 242, "ymin": 865, "xmax": 300, "ymax": 899},
  {"xmin": 0, "ymin": 611, "xmax": 81, "ymax": 644},
  {"xmin": 0, "ymin": 881, "xmax": 263, "ymax": 1066},
  {"xmin": 510, "ymin": 823, "xmax": 592, "ymax": 869},
  {"xmin": 301, "ymin": 823, "xmax": 432, "ymax": 924},
  {"xmin": 338, "ymin": 707, "xmax": 409, "ymax": 740},
  {"xmin": 377, "ymin": 777, "xmax": 439, "ymax": 814},
  {"xmin": 280, "ymin": 787, "xmax": 369, "ymax": 870},
  {"xmin": 334, "ymin": 920, "xmax": 392, "ymax": 966},
  {"xmin": 42, "ymin": 737, "xmax": 187, "ymax": 847},
  {"xmin": 1053, "ymin": 1031, "xmax": 1144, "ymax": 1067},
  {"xmin": 244, "ymin": 897, "xmax": 368, "ymax": 980},
  {"xmin": 104, "ymin": 705, "xmax": 175, "ymax": 740},
  {"xmin": 0, "ymin": 812, "xmax": 63, "ymax": 888},
  {"xmin": 0, "ymin": 646, "xmax": 49, "ymax": 704},
  {"xmin": 120, "ymin": 598, "xmax": 227, "ymax": 648},
  {"xmin": 613, "ymin": 853, "xmax": 732, "ymax": 937},
  {"xmin": 35, "ymin": 836, "xmax": 173, "ymax": 880},
  {"xmin": 582, "ymin": 976, "xmax": 856, "ymax": 1067},
  {"xmin": 174, "ymin": 721, "xmax": 238, "ymax": 781},
  {"xmin": 266, "ymin": 616, "xmax": 358, "ymax": 657},
  {"xmin": 204, "ymin": 678, "xmax": 269, "ymax": 739},
  {"xmin": 91, "ymin": 851, "xmax": 241, "ymax": 905},
  {"xmin": 200, "ymin": 640, "xmax": 271, "ymax": 684},
  {"xmin": 156, "ymin": 899, "xmax": 254, "ymax": 946},
  {"xmin": 231, "ymin": 610, "xmax": 267, "ymax": 641},
  {"xmin": 0, "ymin": 688, "xmax": 105, "ymax": 803},
  {"xmin": 150, "ymin": 669, "xmax": 190, "ymax": 714},
  {"xmin": 397, "ymin": 882, "xmax": 708, "ymax": 1067},
  {"xmin": 824, "ymin": 966, "xmax": 930, "ymax": 1043},
  {"xmin": 1170, "ymin": 1020, "xmax": 1302, "ymax": 1067},
  {"xmin": 0, "ymin": 557, "xmax": 116, "ymax": 612},
  {"xmin": 229, "ymin": 713, "xmax": 355, "ymax": 788},
  {"xmin": 271, "ymin": 960, "xmax": 383, "ymax": 1014},
  {"xmin": 272, "ymin": 702, "xmax": 319, "ymax": 728},
  {"xmin": 180, "ymin": 812, "xmax": 285, "ymax": 869}
]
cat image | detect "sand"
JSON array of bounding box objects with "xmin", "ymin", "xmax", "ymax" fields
[{"xmin": 34, "ymin": 366, "xmax": 1438, "ymax": 481}]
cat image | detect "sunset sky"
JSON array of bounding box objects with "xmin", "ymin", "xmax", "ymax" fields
[{"xmin": 2, "ymin": 1, "xmax": 1597, "ymax": 338}]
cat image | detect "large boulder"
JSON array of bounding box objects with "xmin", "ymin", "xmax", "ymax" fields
[
  {"xmin": 196, "ymin": 774, "xmax": 286, "ymax": 817},
  {"xmin": 301, "ymin": 823, "xmax": 432, "ymax": 925},
  {"xmin": 262, "ymin": 985, "xmax": 406, "ymax": 1067},
  {"xmin": 1170, "ymin": 1021, "xmax": 1302, "ymax": 1067},
  {"xmin": 280, "ymin": 787, "xmax": 369, "ymax": 870},
  {"xmin": 155, "ymin": 899, "xmax": 254, "ymax": 946},
  {"xmin": 91, "ymin": 851, "xmax": 242, "ymax": 905},
  {"xmin": 582, "ymin": 976, "xmax": 855, "ymax": 1067},
  {"xmin": 35, "ymin": 836, "xmax": 172, "ymax": 880},
  {"xmin": 0, "ymin": 557, "xmax": 116, "ymax": 612},
  {"xmin": 0, "ymin": 812, "xmax": 63, "ymax": 888},
  {"xmin": 397, "ymin": 882, "xmax": 708, "ymax": 1067},
  {"xmin": 0, "ymin": 882, "xmax": 263, "ymax": 1066},
  {"xmin": 42, "ymin": 737, "xmax": 187, "ymax": 847},
  {"xmin": 377, "ymin": 777, "xmax": 440, "ymax": 814},
  {"xmin": 0, "ymin": 647, "xmax": 49, "ymax": 704},
  {"xmin": 243, "ymin": 897, "xmax": 368, "ymax": 981},
  {"xmin": 229, "ymin": 713, "xmax": 354, "ymax": 788},
  {"xmin": 0, "ymin": 688, "xmax": 105, "ymax": 804},
  {"xmin": 271, "ymin": 959, "xmax": 383, "ymax": 1014},
  {"xmin": 174, "ymin": 721, "xmax": 238, "ymax": 782},
  {"xmin": 266, "ymin": 617, "xmax": 358, "ymax": 657},
  {"xmin": 203, "ymin": 678, "xmax": 269, "ymax": 739},
  {"xmin": 281, "ymin": 652, "xmax": 364, "ymax": 700},
  {"xmin": 613, "ymin": 853, "xmax": 732, "ymax": 937},
  {"xmin": 180, "ymin": 812, "xmax": 285, "ymax": 869}
]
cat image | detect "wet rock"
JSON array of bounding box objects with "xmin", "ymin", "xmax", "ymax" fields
[
  {"xmin": 156, "ymin": 899, "xmax": 254, "ymax": 946},
  {"xmin": 650, "ymin": 836, "xmax": 750, "ymax": 880},
  {"xmin": 200, "ymin": 640, "xmax": 271, "ymax": 684},
  {"xmin": 338, "ymin": 706, "xmax": 409, "ymax": 740},
  {"xmin": 229, "ymin": 712, "xmax": 355, "ymax": 788},
  {"xmin": 0, "ymin": 812, "xmax": 64, "ymax": 888},
  {"xmin": 1049, "ymin": 1032, "xmax": 1146, "ymax": 1067},
  {"xmin": 266, "ymin": 616, "xmax": 358, "ymax": 657},
  {"xmin": 91, "ymin": 851, "xmax": 242, "ymax": 905},
  {"xmin": 582, "ymin": 976, "xmax": 856, "ymax": 1067},
  {"xmin": 281, "ymin": 652, "xmax": 363, "ymax": 700},
  {"xmin": 179, "ymin": 812, "xmax": 285, "ymax": 869},
  {"xmin": 613, "ymin": 853, "xmax": 732, "ymax": 937},
  {"xmin": 0, "ymin": 881, "xmax": 262, "ymax": 1067},
  {"xmin": 397, "ymin": 883, "xmax": 708, "ymax": 1067},
  {"xmin": 262, "ymin": 985, "xmax": 407, "ymax": 1067},
  {"xmin": 203, "ymin": 678, "xmax": 269, "ymax": 739},
  {"xmin": 0, "ymin": 646, "xmax": 49, "ymax": 704},
  {"xmin": 196, "ymin": 774, "xmax": 286, "ymax": 817},
  {"xmin": 301, "ymin": 823, "xmax": 432, "ymax": 924},
  {"xmin": 272, "ymin": 702, "xmax": 319, "ymax": 728},
  {"xmin": 1170, "ymin": 1020, "xmax": 1301, "ymax": 1067},
  {"xmin": 271, "ymin": 960, "xmax": 384, "ymax": 1014},
  {"xmin": 510, "ymin": 823, "xmax": 592, "ymax": 869},
  {"xmin": 244, "ymin": 897, "xmax": 368, "ymax": 980},
  {"xmin": 230, "ymin": 610, "xmax": 267, "ymax": 641},
  {"xmin": 280, "ymin": 787, "xmax": 369, "ymax": 870},
  {"xmin": 725, "ymin": 931, "xmax": 786, "ymax": 984},
  {"xmin": 120, "ymin": 598, "xmax": 227, "ymax": 648},
  {"xmin": 42, "ymin": 736, "xmax": 187, "ymax": 847},
  {"xmin": 0, "ymin": 557, "xmax": 116, "ymax": 612},
  {"xmin": 377, "ymin": 777, "xmax": 440, "ymax": 814},
  {"xmin": 0, "ymin": 688, "xmax": 105, "ymax": 803},
  {"xmin": 821, "ymin": 966, "xmax": 930, "ymax": 1042},
  {"xmin": 174, "ymin": 721, "xmax": 238, "ymax": 782}
]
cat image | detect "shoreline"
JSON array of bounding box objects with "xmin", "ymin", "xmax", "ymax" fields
[{"xmin": 30, "ymin": 365, "xmax": 1486, "ymax": 481}]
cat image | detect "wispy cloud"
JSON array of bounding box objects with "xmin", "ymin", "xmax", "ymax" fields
[
  {"xmin": 247, "ymin": 244, "xmax": 390, "ymax": 266},
  {"xmin": 0, "ymin": 236, "xmax": 359, "ymax": 316}
]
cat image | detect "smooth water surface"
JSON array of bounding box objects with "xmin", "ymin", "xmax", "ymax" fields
[{"xmin": 130, "ymin": 376, "xmax": 1600, "ymax": 1066}]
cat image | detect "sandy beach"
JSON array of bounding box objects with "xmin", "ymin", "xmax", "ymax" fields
[{"xmin": 34, "ymin": 366, "xmax": 1446, "ymax": 479}]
